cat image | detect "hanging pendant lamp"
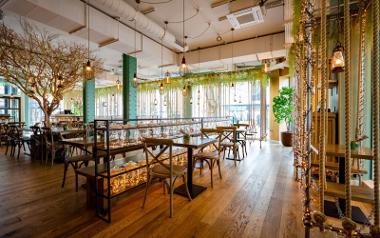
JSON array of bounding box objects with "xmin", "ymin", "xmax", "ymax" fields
[
  {"xmin": 331, "ymin": 41, "xmax": 345, "ymax": 73},
  {"xmin": 131, "ymin": 1, "xmax": 139, "ymax": 88},
  {"xmin": 331, "ymin": 0, "xmax": 345, "ymax": 73},
  {"xmin": 84, "ymin": 0, "xmax": 94, "ymax": 80},
  {"xmin": 163, "ymin": 21, "xmax": 171, "ymax": 84},
  {"xmin": 179, "ymin": 0, "xmax": 190, "ymax": 76}
]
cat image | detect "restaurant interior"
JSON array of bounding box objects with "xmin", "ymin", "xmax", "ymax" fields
[{"xmin": 0, "ymin": 0, "xmax": 379, "ymax": 237}]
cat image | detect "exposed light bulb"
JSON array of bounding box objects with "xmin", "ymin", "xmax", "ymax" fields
[
  {"xmin": 116, "ymin": 79, "xmax": 121, "ymax": 90},
  {"xmin": 164, "ymin": 71, "xmax": 171, "ymax": 84},
  {"xmin": 85, "ymin": 60, "xmax": 92, "ymax": 72},
  {"xmin": 182, "ymin": 85, "xmax": 187, "ymax": 96}
]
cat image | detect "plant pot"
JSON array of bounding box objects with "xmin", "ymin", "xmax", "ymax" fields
[{"xmin": 281, "ymin": 131, "xmax": 293, "ymax": 147}]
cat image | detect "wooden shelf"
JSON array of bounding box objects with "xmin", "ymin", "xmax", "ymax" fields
[
  {"xmin": 311, "ymin": 144, "xmax": 373, "ymax": 160},
  {"xmin": 325, "ymin": 182, "xmax": 373, "ymax": 204},
  {"xmin": 311, "ymin": 161, "xmax": 368, "ymax": 174}
]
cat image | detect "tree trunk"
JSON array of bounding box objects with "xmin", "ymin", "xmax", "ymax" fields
[{"xmin": 43, "ymin": 111, "xmax": 51, "ymax": 127}]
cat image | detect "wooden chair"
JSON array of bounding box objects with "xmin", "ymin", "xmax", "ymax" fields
[
  {"xmin": 61, "ymin": 152, "xmax": 92, "ymax": 192},
  {"xmin": 193, "ymin": 128, "xmax": 223, "ymax": 188},
  {"xmin": 142, "ymin": 138, "xmax": 192, "ymax": 217},
  {"xmin": 217, "ymin": 126, "xmax": 241, "ymax": 166},
  {"xmin": 41, "ymin": 127, "xmax": 63, "ymax": 166},
  {"xmin": 233, "ymin": 124, "xmax": 249, "ymax": 158}
]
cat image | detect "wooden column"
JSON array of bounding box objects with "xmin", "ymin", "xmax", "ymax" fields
[{"xmin": 269, "ymin": 70, "xmax": 280, "ymax": 141}]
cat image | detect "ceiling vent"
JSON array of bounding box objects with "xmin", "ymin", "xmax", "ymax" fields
[{"xmin": 226, "ymin": 6, "xmax": 264, "ymax": 29}]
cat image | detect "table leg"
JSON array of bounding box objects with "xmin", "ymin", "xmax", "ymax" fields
[
  {"xmin": 323, "ymin": 157, "xmax": 369, "ymax": 224},
  {"xmin": 174, "ymin": 147, "xmax": 207, "ymax": 198}
]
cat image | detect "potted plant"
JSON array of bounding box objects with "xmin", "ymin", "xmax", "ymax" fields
[{"xmin": 272, "ymin": 87, "xmax": 294, "ymax": 146}]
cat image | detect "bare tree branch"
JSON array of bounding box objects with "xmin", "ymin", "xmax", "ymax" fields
[{"xmin": 0, "ymin": 20, "xmax": 102, "ymax": 126}]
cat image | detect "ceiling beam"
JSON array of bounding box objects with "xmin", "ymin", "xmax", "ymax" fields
[
  {"xmin": 141, "ymin": 7, "xmax": 154, "ymax": 15},
  {"xmin": 211, "ymin": 0, "xmax": 235, "ymax": 8}
]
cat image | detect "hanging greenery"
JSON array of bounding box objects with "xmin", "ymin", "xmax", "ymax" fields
[
  {"xmin": 137, "ymin": 68, "xmax": 269, "ymax": 92},
  {"xmin": 95, "ymin": 85, "xmax": 121, "ymax": 97},
  {"xmin": 291, "ymin": 0, "xmax": 303, "ymax": 38}
]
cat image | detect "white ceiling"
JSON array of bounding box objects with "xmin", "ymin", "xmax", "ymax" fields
[
  {"xmin": 1, "ymin": 0, "xmax": 286, "ymax": 86},
  {"xmin": 124, "ymin": 0, "xmax": 285, "ymax": 50}
]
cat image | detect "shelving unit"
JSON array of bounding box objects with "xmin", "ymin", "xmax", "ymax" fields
[{"xmin": 92, "ymin": 117, "xmax": 231, "ymax": 222}]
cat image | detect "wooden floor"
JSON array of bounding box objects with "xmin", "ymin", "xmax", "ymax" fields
[{"xmin": 0, "ymin": 142, "xmax": 308, "ymax": 238}]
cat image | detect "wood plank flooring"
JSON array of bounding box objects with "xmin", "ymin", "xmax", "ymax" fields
[{"xmin": 0, "ymin": 142, "xmax": 308, "ymax": 238}]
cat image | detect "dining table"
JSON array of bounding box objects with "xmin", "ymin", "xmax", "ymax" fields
[{"xmin": 172, "ymin": 136, "xmax": 217, "ymax": 199}]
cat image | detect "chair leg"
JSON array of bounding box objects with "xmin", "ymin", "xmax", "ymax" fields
[
  {"xmin": 209, "ymin": 160, "xmax": 214, "ymax": 188},
  {"xmin": 182, "ymin": 175, "xmax": 192, "ymax": 201},
  {"xmin": 61, "ymin": 162, "xmax": 69, "ymax": 188},
  {"xmin": 233, "ymin": 146, "xmax": 237, "ymax": 166},
  {"xmin": 162, "ymin": 180, "xmax": 166, "ymax": 194},
  {"xmin": 51, "ymin": 150, "xmax": 55, "ymax": 167},
  {"xmin": 217, "ymin": 160, "xmax": 222, "ymax": 179},
  {"xmin": 142, "ymin": 175, "xmax": 152, "ymax": 208},
  {"xmin": 5, "ymin": 142, "xmax": 8, "ymax": 155},
  {"xmin": 169, "ymin": 176, "xmax": 173, "ymax": 218},
  {"xmin": 17, "ymin": 144, "xmax": 21, "ymax": 160},
  {"xmin": 74, "ymin": 162, "xmax": 79, "ymax": 192}
]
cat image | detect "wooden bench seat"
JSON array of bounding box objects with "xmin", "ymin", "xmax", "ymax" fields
[
  {"xmin": 311, "ymin": 161, "xmax": 368, "ymax": 174},
  {"xmin": 325, "ymin": 182, "xmax": 373, "ymax": 204}
]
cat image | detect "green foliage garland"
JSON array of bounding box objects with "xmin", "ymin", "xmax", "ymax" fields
[{"xmin": 137, "ymin": 68, "xmax": 269, "ymax": 92}]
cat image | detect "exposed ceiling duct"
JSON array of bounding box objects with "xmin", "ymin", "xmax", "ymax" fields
[{"xmin": 90, "ymin": 0, "xmax": 184, "ymax": 52}]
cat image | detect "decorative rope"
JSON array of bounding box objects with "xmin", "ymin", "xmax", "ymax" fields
[
  {"xmin": 343, "ymin": 0, "xmax": 352, "ymax": 220},
  {"xmin": 319, "ymin": 0, "xmax": 327, "ymax": 213},
  {"xmin": 355, "ymin": 6, "xmax": 367, "ymax": 142},
  {"xmin": 373, "ymin": 0, "xmax": 380, "ymax": 227}
]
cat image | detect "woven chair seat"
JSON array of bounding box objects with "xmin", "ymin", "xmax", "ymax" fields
[
  {"xmin": 220, "ymin": 141, "xmax": 234, "ymax": 147},
  {"xmin": 150, "ymin": 164, "xmax": 186, "ymax": 177},
  {"xmin": 194, "ymin": 150, "xmax": 219, "ymax": 160},
  {"xmin": 65, "ymin": 154, "xmax": 93, "ymax": 163}
]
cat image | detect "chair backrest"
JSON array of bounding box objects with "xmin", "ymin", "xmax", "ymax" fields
[
  {"xmin": 41, "ymin": 127, "xmax": 54, "ymax": 148},
  {"xmin": 30, "ymin": 126, "xmax": 41, "ymax": 135},
  {"xmin": 216, "ymin": 126, "xmax": 237, "ymax": 143},
  {"xmin": 142, "ymin": 138, "xmax": 173, "ymax": 175},
  {"xmin": 233, "ymin": 123, "xmax": 249, "ymax": 129},
  {"xmin": 200, "ymin": 128, "xmax": 221, "ymax": 152}
]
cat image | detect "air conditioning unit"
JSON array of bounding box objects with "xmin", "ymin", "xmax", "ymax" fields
[{"xmin": 226, "ymin": 6, "xmax": 264, "ymax": 29}]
